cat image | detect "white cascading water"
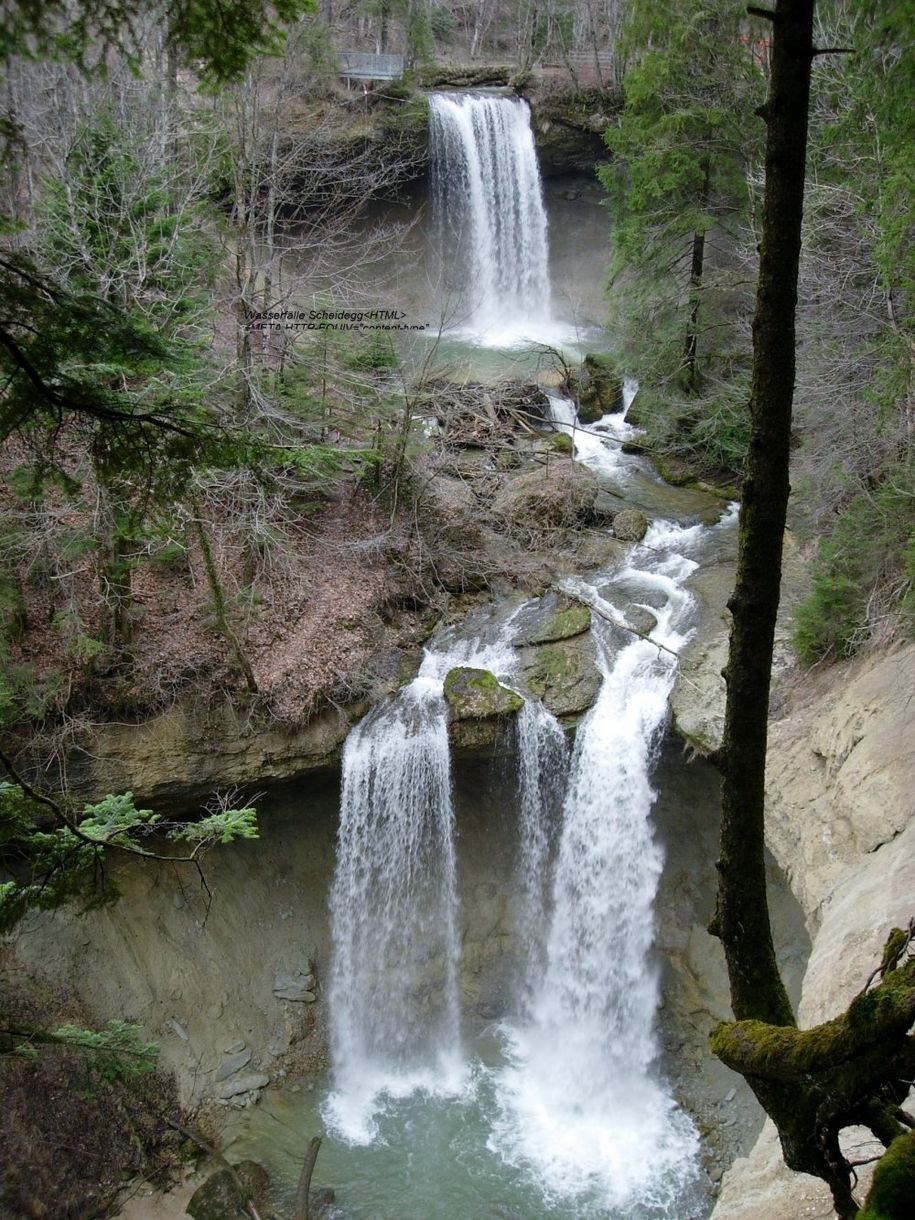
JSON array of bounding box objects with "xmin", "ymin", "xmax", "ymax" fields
[
  {"xmin": 324, "ymin": 683, "xmax": 462, "ymax": 1143},
  {"xmin": 547, "ymin": 384, "xmax": 639, "ymax": 479},
  {"xmin": 492, "ymin": 518, "xmax": 704, "ymax": 1212},
  {"xmin": 428, "ymin": 92, "xmax": 552, "ymax": 345},
  {"xmin": 326, "ymin": 388, "xmax": 717, "ymax": 1207},
  {"xmin": 326, "ymin": 628, "xmax": 518, "ymax": 1143},
  {"xmin": 514, "ymin": 700, "xmax": 569, "ymax": 995}
]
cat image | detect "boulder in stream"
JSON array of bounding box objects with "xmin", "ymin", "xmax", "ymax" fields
[
  {"xmin": 444, "ymin": 666, "xmax": 524, "ymax": 749},
  {"xmin": 573, "ymin": 353, "xmax": 625, "ymax": 423},
  {"xmin": 612, "ymin": 508, "xmax": 649, "ymax": 542},
  {"xmin": 187, "ymin": 1160, "xmax": 268, "ymax": 1220},
  {"xmin": 518, "ymin": 638, "xmax": 602, "ymax": 718},
  {"xmin": 444, "ymin": 667, "xmax": 523, "ymax": 720},
  {"xmin": 517, "ymin": 594, "xmax": 592, "ymax": 645},
  {"xmin": 491, "ymin": 461, "xmax": 599, "ymax": 534}
]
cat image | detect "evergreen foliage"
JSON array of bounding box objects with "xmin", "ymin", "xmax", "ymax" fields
[
  {"xmin": 9, "ymin": 1020, "xmax": 161, "ymax": 1081},
  {"xmin": 0, "ymin": 779, "xmax": 258, "ymax": 933},
  {"xmin": 607, "ymin": 1, "xmax": 915, "ymax": 654},
  {"xmin": 0, "ymin": 0, "xmax": 315, "ymax": 81},
  {"xmin": 600, "ymin": 0, "xmax": 762, "ymax": 472},
  {"xmin": 788, "ymin": 0, "xmax": 915, "ymax": 658},
  {"xmin": 792, "ymin": 469, "xmax": 915, "ymax": 661}
]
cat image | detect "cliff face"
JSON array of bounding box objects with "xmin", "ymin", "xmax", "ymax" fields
[{"xmin": 711, "ymin": 643, "xmax": 915, "ymax": 1219}]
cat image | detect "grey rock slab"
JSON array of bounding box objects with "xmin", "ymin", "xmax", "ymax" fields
[
  {"xmin": 218, "ymin": 1071, "xmax": 270, "ymax": 1100},
  {"xmin": 165, "ymin": 1017, "xmax": 189, "ymax": 1041},
  {"xmin": 214, "ymin": 1048, "xmax": 252, "ymax": 1082},
  {"xmin": 273, "ymin": 969, "xmax": 317, "ymax": 1002},
  {"xmin": 626, "ymin": 605, "xmax": 658, "ymax": 637}
]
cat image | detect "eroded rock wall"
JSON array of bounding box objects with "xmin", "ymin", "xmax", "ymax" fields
[{"xmin": 711, "ymin": 643, "xmax": 915, "ymax": 1220}]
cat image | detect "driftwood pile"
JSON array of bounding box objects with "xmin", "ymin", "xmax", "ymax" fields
[{"xmin": 422, "ymin": 379, "xmax": 552, "ymax": 448}]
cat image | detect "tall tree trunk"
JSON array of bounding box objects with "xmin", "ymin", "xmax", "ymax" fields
[
  {"xmin": 191, "ymin": 500, "xmax": 258, "ymax": 695},
  {"xmin": 711, "ymin": 0, "xmax": 815, "ymax": 1029},
  {"xmin": 682, "ymin": 158, "xmax": 711, "ymax": 393}
]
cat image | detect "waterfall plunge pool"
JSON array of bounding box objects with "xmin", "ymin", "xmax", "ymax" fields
[{"xmin": 216, "ymin": 719, "xmax": 808, "ymax": 1219}]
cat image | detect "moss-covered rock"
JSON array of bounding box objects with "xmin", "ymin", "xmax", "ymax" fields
[
  {"xmin": 444, "ymin": 666, "xmax": 524, "ymax": 750},
  {"xmin": 525, "ymin": 84, "xmax": 623, "ymax": 174},
  {"xmin": 522, "ymin": 598, "xmax": 591, "ymax": 645},
  {"xmin": 655, "ymin": 455, "xmax": 698, "ymax": 487},
  {"xmin": 187, "ymin": 1161, "xmax": 269, "ymax": 1220},
  {"xmin": 576, "ymin": 353, "xmax": 625, "ymax": 424},
  {"xmin": 519, "ymin": 639, "xmax": 602, "ymax": 717},
  {"xmin": 623, "ymin": 391, "xmax": 646, "ymax": 429},
  {"xmin": 378, "ymin": 93, "xmax": 430, "ymax": 147},
  {"xmin": 612, "ymin": 509, "xmax": 649, "ymax": 542},
  {"xmin": 418, "ymin": 63, "xmax": 514, "ymax": 87},
  {"xmin": 443, "ymin": 667, "xmax": 523, "ymax": 720},
  {"xmin": 549, "ymin": 431, "xmax": 574, "ymax": 454}
]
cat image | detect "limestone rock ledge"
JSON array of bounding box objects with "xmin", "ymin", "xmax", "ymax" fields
[
  {"xmin": 73, "ymin": 697, "xmax": 362, "ymax": 810},
  {"xmin": 710, "ymin": 643, "xmax": 915, "ymax": 1220}
]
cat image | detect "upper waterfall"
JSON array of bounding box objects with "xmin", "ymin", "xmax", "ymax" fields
[{"xmin": 428, "ymin": 92, "xmax": 553, "ymax": 346}]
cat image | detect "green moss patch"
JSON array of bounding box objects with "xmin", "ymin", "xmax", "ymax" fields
[
  {"xmin": 443, "ymin": 667, "xmax": 523, "ymax": 720},
  {"xmin": 525, "ymin": 602, "xmax": 591, "ymax": 645},
  {"xmin": 860, "ymin": 1133, "xmax": 915, "ymax": 1219}
]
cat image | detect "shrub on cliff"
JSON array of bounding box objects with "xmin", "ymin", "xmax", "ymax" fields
[{"xmin": 793, "ymin": 467, "xmax": 915, "ymax": 663}]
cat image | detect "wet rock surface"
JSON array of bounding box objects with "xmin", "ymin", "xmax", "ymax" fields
[
  {"xmin": 611, "ymin": 507, "xmax": 649, "ymax": 541},
  {"xmin": 517, "ymin": 637, "xmax": 603, "ymax": 718},
  {"xmin": 670, "ymin": 530, "xmax": 809, "ymax": 756},
  {"xmin": 515, "ymin": 592, "xmax": 592, "ymax": 645},
  {"xmin": 273, "ymin": 968, "xmax": 318, "ymax": 1003},
  {"xmin": 568, "ymin": 352, "xmax": 625, "ymax": 422},
  {"xmin": 443, "ymin": 667, "xmax": 524, "ymax": 720},
  {"xmin": 218, "ymin": 1072, "xmax": 271, "ymax": 1102},
  {"xmin": 214, "ymin": 1049, "xmax": 252, "ymax": 1082},
  {"xmin": 444, "ymin": 666, "xmax": 525, "ymax": 749}
]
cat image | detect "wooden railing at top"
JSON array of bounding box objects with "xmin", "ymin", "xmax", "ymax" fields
[{"xmin": 338, "ymin": 51, "xmax": 405, "ymax": 80}]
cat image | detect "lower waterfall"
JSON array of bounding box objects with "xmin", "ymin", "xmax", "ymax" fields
[
  {"xmin": 325, "ymin": 679, "xmax": 463, "ymax": 1143},
  {"xmin": 323, "ymin": 531, "xmax": 713, "ymax": 1212},
  {"xmin": 491, "ymin": 522, "xmax": 704, "ymax": 1212},
  {"xmin": 514, "ymin": 700, "xmax": 569, "ymax": 996},
  {"xmin": 325, "ymin": 630, "xmax": 517, "ymax": 1144}
]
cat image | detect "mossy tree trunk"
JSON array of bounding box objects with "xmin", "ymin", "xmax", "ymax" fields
[
  {"xmin": 190, "ymin": 500, "xmax": 258, "ymax": 695},
  {"xmin": 711, "ymin": 0, "xmax": 813, "ymax": 1032},
  {"xmin": 711, "ymin": 939, "xmax": 915, "ymax": 1218}
]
